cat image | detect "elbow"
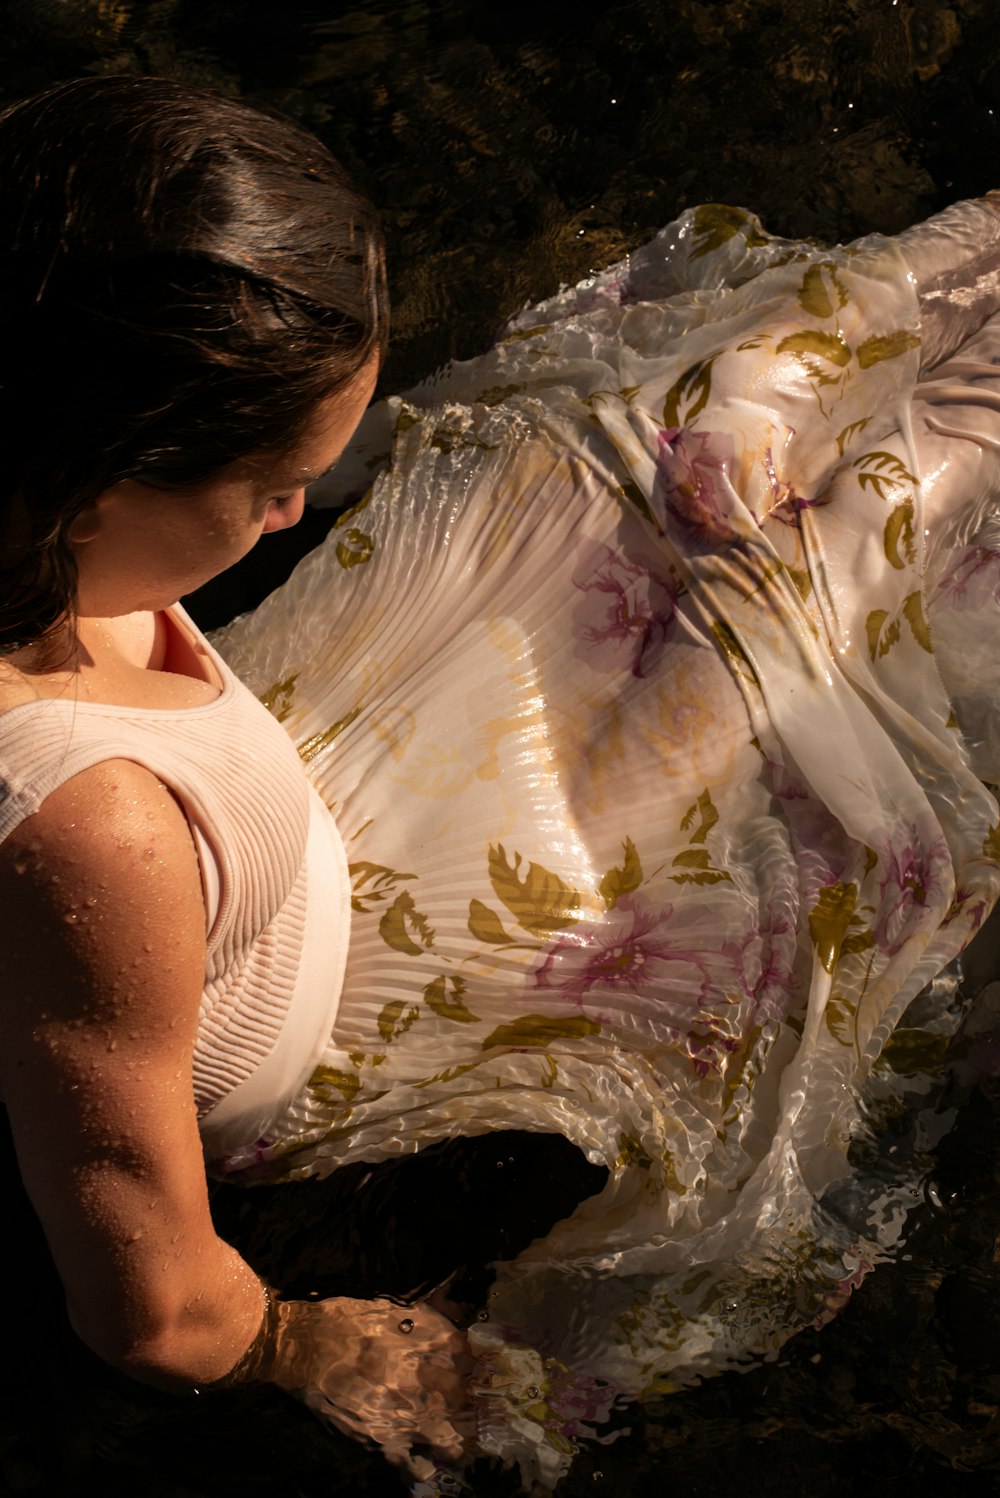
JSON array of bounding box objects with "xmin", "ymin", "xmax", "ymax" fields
[{"xmin": 68, "ymin": 1298, "xmax": 238, "ymax": 1392}]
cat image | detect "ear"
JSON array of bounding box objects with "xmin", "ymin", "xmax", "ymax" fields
[{"xmin": 66, "ymin": 494, "xmax": 109, "ymax": 545}]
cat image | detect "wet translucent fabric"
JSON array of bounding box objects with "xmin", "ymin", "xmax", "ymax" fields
[{"xmin": 212, "ymin": 201, "xmax": 1000, "ymax": 1489}]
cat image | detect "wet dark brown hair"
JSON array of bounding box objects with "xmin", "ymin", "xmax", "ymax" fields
[{"xmin": 0, "ymin": 75, "xmax": 388, "ymax": 652}]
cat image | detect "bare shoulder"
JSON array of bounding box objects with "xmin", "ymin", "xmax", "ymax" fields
[{"xmin": 0, "ymin": 757, "xmax": 206, "ymax": 1039}]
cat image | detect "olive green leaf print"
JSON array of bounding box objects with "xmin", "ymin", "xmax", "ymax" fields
[
  {"xmin": 599, "ymin": 838, "xmax": 644, "ymax": 910},
  {"xmin": 775, "ymin": 330, "xmax": 851, "ymax": 376},
  {"xmin": 395, "ymin": 404, "xmax": 423, "ymax": 434},
  {"xmin": 809, "ymin": 881, "xmax": 860, "ymax": 974},
  {"xmin": 349, "ymin": 861, "xmax": 417, "ymax": 914},
  {"xmin": 670, "ymin": 790, "xmax": 732, "ymax": 885},
  {"xmin": 481, "ymin": 1013, "xmax": 602, "ymax": 1050},
  {"xmin": 308, "ymin": 1063, "xmax": 362, "ymax": 1105},
  {"xmin": 688, "ymin": 204, "xmax": 769, "ymax": 259},
  {"xmin": 467, "ymin": 898, "xmax": 517, "ymax": 945},
  {"xmin": 824, "ymin": 993, "xmax": 858, "ymax": 1047},
  {"xmin": 680, "ymin": 789, "xmax": 720, "ymax": 843},
  {"xmin": 797, "ymin": 262, "xmax": 849, "ymax": 319},
  {"xmin": 614, "ymin": 478, "xmax": 656, "ymax": 527},
  {"xmin": 413, "ymin": 1060, "xmax": 483, "ymax": 1091},
  {"xmin": 298, "ymin": 706, "xmax": 362, "ymax": 764},
  {"xmin": 901, "ymin": 591, "xmax": 933, "ymax": 652},
  {"xmin": 883, "ymin": 497, "xmax": 917, "ymax": 570},
  {"xmin": 424, "ymin": 974, "xmax": 479, "ymax": 1023},
  {"xmin": 865, "ymin": 608, "xmax": 901, "ymax": 661},
  {"xmin": 670, "ymin": 848, "xmax": 733, "ymax": 885},
  {"xmin": 852, "ymin": 449, "xmax": 915, "ymax": 501},
  {"xmin": 710, "ymin": 620, "xmax": 762, "ymax": 689},
  {"xmin": 379, "ymin": 890, "xmax": 436, "ymax": 955},
  {"xmin": 865, "ymin": 592, "xmax": 932, "ymax": 661},
  {"xmin": 616, "ymin": 1132, "xmax": 655, "ymax": 1171},
  {"xmin": 488, "ymin": 844, "xmax": 582, "ymax": 936},
  {"xmin": 501, "ymin": 322, "xmax": 551, "ymax": 344},
  {"xmin": 583, "ymin": 385, "xmax": 642, "ymax": 414},
  {"xmin": 377, "ymin": 998, "xmax": 421, "ymax": 1043},
  {"xmin": 856, "ymin": 330, "xmax": 921, "ymax": 368},
  {"xmin": 984, "ymin": 822, "xmax": 1000, "ymax": 862},
  {"xmin": 334, "ymin": 526, "xmax": 374, "ymax": 569},
  {"xmin": 259, "ymin": 673, "xmax": 298, "ymax": 722},
  {"xmin": 841, "ymin": 925, "xmax": 875, "ymax": 957},
  {"xmin": 835, "ymin": 415, "xmax": 872, "ymax": 456},
  {"xmin": 663, "ymin": 357, "xmax": 716, "ymax": 429},
  {"xmin": 876, "ymin": 1027, "xmax": 951, "ymax": 1076},
  {"xmin": 786, "ymin": 565, "xmax": 813, "ymax": 602}
]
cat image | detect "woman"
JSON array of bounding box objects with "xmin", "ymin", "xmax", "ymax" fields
[
  {"xmin": 2, "ymin": 73, "xmax": 1000, "ymax": 1494},
  {"xmin": 0, "ymin": 75, "xmax": 470, "ymax": 1484}
]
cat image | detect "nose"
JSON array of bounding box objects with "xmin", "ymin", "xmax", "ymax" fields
[{"xmin": 262, "ymin": 488, "xmax": 307, "ymax": 533}]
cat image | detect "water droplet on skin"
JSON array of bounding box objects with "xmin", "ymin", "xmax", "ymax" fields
[
  {"xmin": 398, "ymin": 1318, "xmax": 414, "ymax": 1334},
  {"xmin": 525, "ymin": 1385, "xmax": 540, "ymax": 1399}
]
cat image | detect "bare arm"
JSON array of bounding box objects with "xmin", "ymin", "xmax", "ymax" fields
[
  {"xmin": 0, "ymin": 758, "xmax": 263, "ymax": 1387},
  {"xmin": 0, "ymin": 758, "xmax": 471, "ymax": 1471}
]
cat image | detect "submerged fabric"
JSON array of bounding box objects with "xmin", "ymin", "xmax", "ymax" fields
[{"xmin": 211, "ymin": 200, "xmax": 1000, "ymax": 1488}]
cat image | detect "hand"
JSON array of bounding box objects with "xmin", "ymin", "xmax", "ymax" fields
[{"xmin": 270, "ymin": 1295, "xmax": 475, "ymax": 1479}]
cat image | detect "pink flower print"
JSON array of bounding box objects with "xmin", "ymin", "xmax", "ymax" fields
[
  {"xmin": 874, "ymin": 829, "xmax": 951, "ymax": 957},
  {"xmin": 572, "ymin": 543, "xmax": 678, "ymax": 678},
  {"xmin": 573, "ymin": 269, "xmax": 638, "ymax": 313},
  {"xmin": 653, "ymin": 426, "xmax": 740, "ymax": 544},
  {"xmin": 940, "ymin": 882, "xmax": 990, "ymax": 937},
  {"xmin": 766, "ymin": 755, "xmax": 853, "ymax": 899},
  {"xmin": 723, "ymin": 906, "xmax": 800, "ymax": 1024},
  {"xmin": 545, "ymin": 1368, "xmax": 618, "ymax": 1440},
  {"xmin": 685, "ymin": 1015, "xmax": 742, "ymax": 1078},
  {"xmin": 932, "ymin": 545, "xmax": 1000, "ymax": 612},
  {"xmin": 533, "ymin": 896, "xmax": 714, "ymax": 1009}
]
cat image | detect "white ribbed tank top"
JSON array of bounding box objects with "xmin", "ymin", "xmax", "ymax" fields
[{"xmin": 0, "ymin": 607, "xmax": 350, "ymax": 1157}]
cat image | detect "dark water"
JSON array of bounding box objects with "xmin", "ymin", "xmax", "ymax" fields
[{"xmin": 3, "ymin": 1, "xmax": 1000, "ymax": 1494}]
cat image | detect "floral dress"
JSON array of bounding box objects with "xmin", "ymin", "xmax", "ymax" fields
[{"xmin": 211, "ymin": 197, "xmax": 1000, "ymax": 1490}]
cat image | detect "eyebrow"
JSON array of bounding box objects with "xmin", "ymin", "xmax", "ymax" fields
[{"xmin": 274, "ymin": 458, "xmax": 337, "ymax": 491}]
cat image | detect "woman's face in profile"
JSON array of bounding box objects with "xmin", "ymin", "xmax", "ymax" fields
[{"xmin": 68, "ymin": 357, "xmax": 379, "ymax": 620}]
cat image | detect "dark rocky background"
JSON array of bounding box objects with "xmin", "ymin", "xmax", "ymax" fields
[{"xmin": 2, "ymin": 2, "xmax": 1000, "ymax": 1494}]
